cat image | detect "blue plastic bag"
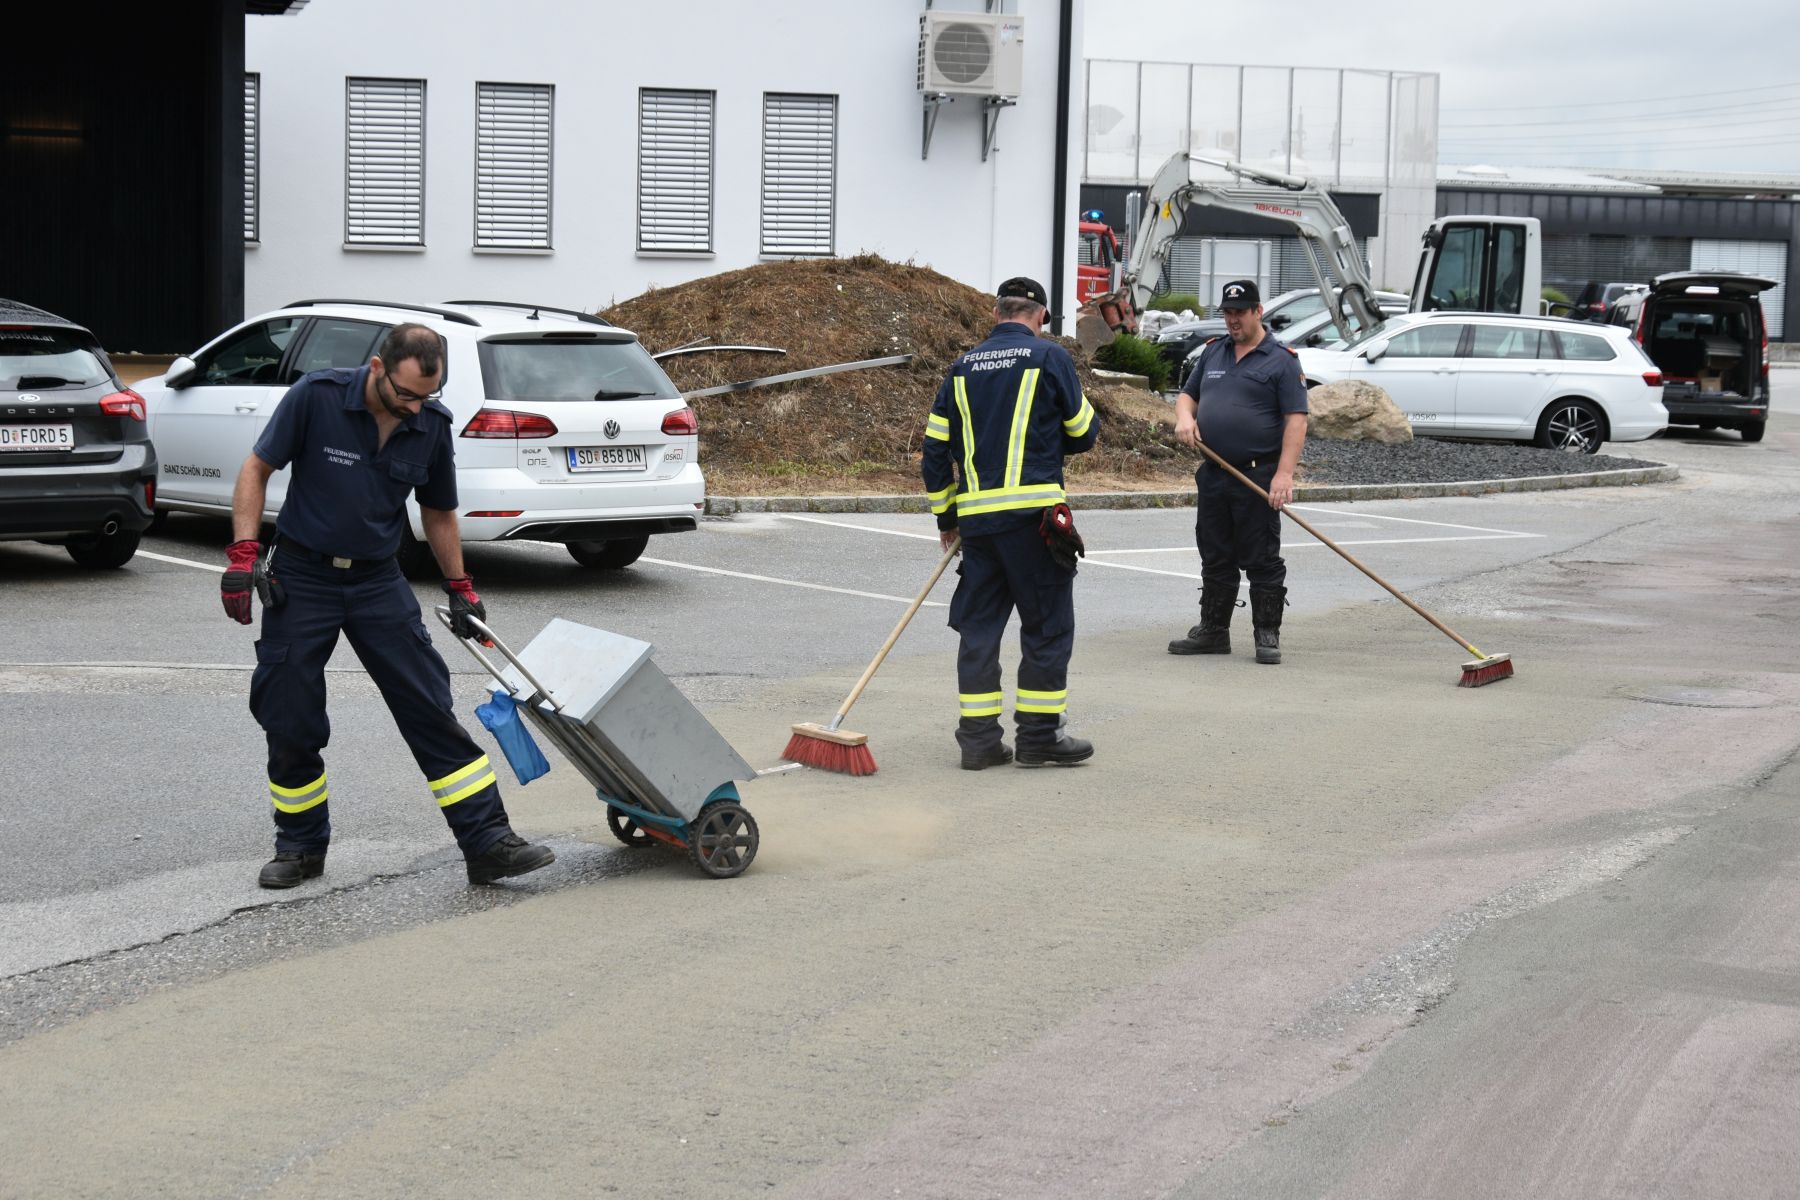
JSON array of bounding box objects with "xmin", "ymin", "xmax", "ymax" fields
[{"xmin": 474, "ymin": 688, "xmax": 551, "ymax": 785}]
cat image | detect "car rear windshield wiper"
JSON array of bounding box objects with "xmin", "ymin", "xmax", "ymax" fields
[
  {"xmin": 13, "ymin": 375, "xmax": 85, "ymax": 388},
  {"xmin": 593, "ymin": 389, "xmax": 653, "ymax": 400}
]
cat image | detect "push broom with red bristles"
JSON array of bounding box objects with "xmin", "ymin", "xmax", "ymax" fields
[
  {"xmin": 784, "ymin": 537, "xmax": 963, "ymax": 774},
  {"xmin": 1195, "ymin": 444, "xmax": 1514, "ymax": 688}
]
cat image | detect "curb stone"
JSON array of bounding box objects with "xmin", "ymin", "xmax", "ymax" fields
[{"xmin": 703, "ymin": 461, "xmax": 1680, "ymax": 515}]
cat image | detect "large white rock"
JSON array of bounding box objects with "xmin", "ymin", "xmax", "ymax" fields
[{"xmin": 1307, "ymin": 379, "xmax": 1413, "ymax": 443}]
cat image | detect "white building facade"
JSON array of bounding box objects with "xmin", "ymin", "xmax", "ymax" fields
[{"xmin": 244, "ymin": 0, "xmax": 1085, "ymax": 322}]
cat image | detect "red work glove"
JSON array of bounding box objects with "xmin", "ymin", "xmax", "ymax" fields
[
  {"xmin": 221, "ymin": 540, "xmax": 260, "ymax": 624},
  {"xmin": 443, "ymin": 576, "xmax": 491, "ymax": 645},
  {"xmin": 1040, "ymin": 503, "xmax": 1085, "ymax": 573}
]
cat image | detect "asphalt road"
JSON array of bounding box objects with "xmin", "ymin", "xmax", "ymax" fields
[{"xmin": 1, "ymin": 377, "xmax": 1797, "ymax": 1197}]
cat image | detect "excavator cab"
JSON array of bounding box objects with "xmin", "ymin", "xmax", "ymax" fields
[{"xmin": 1413, "ymin": 218, "xmax": 1541, "ymax": 317}]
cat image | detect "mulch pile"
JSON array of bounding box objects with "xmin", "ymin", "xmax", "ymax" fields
[{"xmin": 600, "ymin": 255, "xmax": 1191, "ymax": 494}]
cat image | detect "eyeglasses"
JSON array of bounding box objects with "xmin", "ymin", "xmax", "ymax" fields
[{"xmin": 382, "ymin": 371, "xmax": 443, "ymax": 404}]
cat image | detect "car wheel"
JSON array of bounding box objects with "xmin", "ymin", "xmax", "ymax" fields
[
  {"xmin": 395, "ymin": 536, "xmax": 435, "ymax": 578},
  {"xmin": 567, "ymin": 535, "xmax": 650, "ymax": 569},
  {"xmin": 1740, "ymin": 421, "xmax": 1766, "ymax": 443},
  {"xmin": 1536, "ymin": 399, "xmax": 1607, "ymax": 454},
  {"xmin": 65, "ymin": 528, "xmax": 141, "ymax": 569}
]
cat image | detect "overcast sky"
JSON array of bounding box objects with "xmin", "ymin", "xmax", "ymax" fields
[{"xmin": 1083, "ymin": 0, "xmax": 1800, "ymax": 175}]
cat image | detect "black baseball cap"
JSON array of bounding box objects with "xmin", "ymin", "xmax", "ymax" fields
[
  {"xmin": 1218, "ymin": 279, "xmax": 1260, "ymax": 310},
  {"xmin": 997, "ymin": 276, "xmax": 1049, "ymax": 307}
]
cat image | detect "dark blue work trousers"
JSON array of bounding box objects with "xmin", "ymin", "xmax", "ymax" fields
[
  {"xmin": 249, "ymin": 547, "xmax": 511, "ymax": 857},
  {"xmin": 948, "ymin": 520, "xmax": 1075, "ymax": 754},
  {"xmin": 1195, "ymin": 460, "xmax": 1285, "ymax": 591}
]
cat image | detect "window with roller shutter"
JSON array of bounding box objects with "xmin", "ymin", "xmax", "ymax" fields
[
  {"xmin": 637, "ymin": 88, "xmax": 714, "ymax": 254},
  {"xmin": 244, "ymin": 73, "xmax": 259, "ymax": 245},
  {"xmin": 475, "ymin": 82, "xmax": 553, "ymax": 251},
  {"xmin": 345, "ymin": 77, "xmax": 426, "ymax": 247},
  {"xmin": 760, "ymin": 93, "xmax": 837, "ymax": 257}
]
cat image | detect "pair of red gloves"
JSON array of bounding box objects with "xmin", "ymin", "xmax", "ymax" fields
[{"xmin": 220, "ymin": 540, "xmax": 487, "ymax": 641}]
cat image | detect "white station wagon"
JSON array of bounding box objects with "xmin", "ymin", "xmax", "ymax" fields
[
  {"xmin": 1297, "ymin": 311, "xmax": 1668, "ymax": 453},
  {"xmin": 134, "ymin": 299, "xmax": 703, "ymax": 569}
]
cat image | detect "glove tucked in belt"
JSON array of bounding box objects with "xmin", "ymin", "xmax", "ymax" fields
[
  {"xmin": 1040, "ymin": 503, "xmax": 1086, "ymax": 573},
  {"xmin": 221, "ymin": 540, "xmax": 285, "ymax": 624}
]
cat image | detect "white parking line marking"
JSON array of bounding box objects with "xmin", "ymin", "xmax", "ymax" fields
[
  {"xmin": 640, "ymin": 557, "xmax": 947, "ymax": 607},
  {"xmin": 779, "ymin": 514, "xmax": 938, "ymax": 540},
  {"xmin": 1286, "ymin": 504, "xmax": 1531, "ymax": 536},
  {"xmin": 135, "ymin": 549, "xmax": 225, "ymax": 573},
  {"xmin": 1087, "ymin": 532, "xmax": 1541, "ymax": 555}
]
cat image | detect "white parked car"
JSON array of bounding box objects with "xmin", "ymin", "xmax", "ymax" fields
[
  {"xmin": 1296, "ymin": 312, "xmax": 1668, "ymax": 453},
  {"xmin": 135, "ymin": 299, "xmax": 703, "ymax": 569}
]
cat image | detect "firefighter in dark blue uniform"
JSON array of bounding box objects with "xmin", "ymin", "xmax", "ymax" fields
[
  {"xmin": 1167, "ymin": 280, "xmax": 1309, "ymax": 664},
  {"xmin": 922, "ymin": 278, "xmax": 1099, "ymax": 769},
  {"xmin": 221, "ymin": 323, "xmax": 555, "ymax": 888}
]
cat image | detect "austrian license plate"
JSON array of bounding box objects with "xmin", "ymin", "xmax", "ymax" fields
[
  {"xmin": 567, "ymin": 445, "xmax": 646, "ymax": 472},
  {"xmin": 0, "ymin": 424, "xmax": 74, "ymax": 451}
]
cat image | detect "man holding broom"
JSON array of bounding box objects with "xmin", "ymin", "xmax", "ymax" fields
[{"xmin": 921, "ymin": 277, "xmax": 1099, "ymax": 770}]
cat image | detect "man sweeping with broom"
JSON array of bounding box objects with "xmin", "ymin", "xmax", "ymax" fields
[{"xmin": 922, "ymin": 277, "xmax": 1100, "ymax": 770}]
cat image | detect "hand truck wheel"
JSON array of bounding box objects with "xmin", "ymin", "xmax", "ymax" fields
[
  {"xmin": 606, "ymin": 805, "xmax": 657, "ymax": 849},
  {"xmin": 687, "ymin": 801, "xmax": 759, "ymax": 879}
]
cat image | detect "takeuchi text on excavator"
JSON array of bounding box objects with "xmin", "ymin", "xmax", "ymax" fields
[{"xmin": 1077, "ymin": 152, "xmax": 1542, "ymax": 350}]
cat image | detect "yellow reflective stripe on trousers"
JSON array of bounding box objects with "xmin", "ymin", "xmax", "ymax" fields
[
  {"xmin": 959, "ymin": 691, "xmax": 1003, "ymax": 718},
  {"xmin": 954, "ymin": 482, "xmax": 1066, "ymax": 517},
  {"xmin": 924, "ymin": 412, "xmax": 951, "ymax": 442},
  {"xmin": 1003, "ymin": 368, "xmax": 1040, "ymax": 488},
  {"xmin": 428, "ymin": 755, "xmax": 496, "ymax": 808},
  {"xmin": 1015, "ymin": 687, "xmax": 1068, "ymax": 714},
  {"xmin": 269, "ymin": 772, "xmax": 328, "ymax": 814},
  {"xmin": 1063, "ymin": 394, "xmax": 1095, "ymax": 437},
  {"xmin": 952, "ymin": 376, "xmax": 981, "ymax": 492}
]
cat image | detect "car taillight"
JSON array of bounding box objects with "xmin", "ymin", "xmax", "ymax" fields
[
  {"xmin": 144, "ymin": 480, "xmax": 155, "ymax": 509},
  {"xmin": 661, "ymin": 406, "xmax": 698, "ymax": 436},
  {"xmin": 99, "ymin": 388, "xmax": 145, "ymax": 422},
  {"xmin": 1762, "ymin": 321, "xmax": 1770, "ymax": 372},
  {"xmin": 461, "ymin": 408, "xmax": 558, "ymax": 438},
  {"xmin": 1633, "ymin": 303, "xmax": 1650, "ymax": 344},
  {"xmin": 1642, "ymin": 370, "xmax": 1662, "ymax": 387}
]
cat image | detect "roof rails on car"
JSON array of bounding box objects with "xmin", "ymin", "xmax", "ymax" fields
[
  {"xmin": 282, "ymin": 299, "xmax": 483, "ymax": 327},
  {"xmin": 446, "ymin": 300, "xmax": 611, "ymax": 326}
]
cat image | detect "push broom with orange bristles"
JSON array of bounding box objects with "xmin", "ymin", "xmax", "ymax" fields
[
  {"xmin": 783, "ymin": 536, "xmax": 962, "ymax": 774},
  {"xmin": 1195, "ymin": 443, "xmax": 1514, "ymax": 687}
]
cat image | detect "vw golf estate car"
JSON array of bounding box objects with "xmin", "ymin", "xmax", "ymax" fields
[
  {"xmin": 1296, "ymin": 311, "xmax": 1668, "ymax": 453},
  {"xmin": 133, "ymin": 299, "xmax": 702, "ymax": 570},
  {"xmin": 0, "ymin": 299, "xmax": 157, "ymax": 568}
]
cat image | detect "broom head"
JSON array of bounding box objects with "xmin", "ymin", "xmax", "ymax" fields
[
  {"xmin": 784, "ymin": 722, "xmax": 878, "ymax": 776},
  {"xmin": 1458, "ymin": 653, "xmax": 1513, "ymax": 688}
]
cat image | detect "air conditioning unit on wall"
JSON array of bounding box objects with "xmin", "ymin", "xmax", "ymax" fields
[{"xmin": 917, "ymin": 11, "xmax": 1025, "ymax": 98}]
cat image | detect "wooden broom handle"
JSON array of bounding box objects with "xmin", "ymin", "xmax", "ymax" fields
[
  {"xmin": 1193, "ymin": 442, "xmax": 1485, "ymax": 659},
  {"xmin": 829, "ymin": 537, "xmax": 962, "ymax": 729}
]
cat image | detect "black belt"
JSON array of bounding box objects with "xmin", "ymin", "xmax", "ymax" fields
[
  {"xmin": 277, "ymin": 538, "xmax": 385, "ymax": 570},
  {"xmin": 1207, "ymin": 456, "xmax": 1268, "ymax": 471}
]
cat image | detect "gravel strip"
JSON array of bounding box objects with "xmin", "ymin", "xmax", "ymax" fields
[{"xmin": 1295, "ymin": 436, "xmax": 1659, "ymax": 486}]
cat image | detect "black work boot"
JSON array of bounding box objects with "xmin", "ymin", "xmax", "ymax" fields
[
  {"xmin": 961, "ymin": 742, "xmax": 1014, "ymax": 771},
  {"xmin": 258, "ymin": 850, "xmax": 326, "ymax": 889},
  {"xmin": 1015, "ymin": 732, "xmax": 1095, "ymax": 767},
  {"xmin": 466, "ymin": 832, "xmax": 556, "ymax": 885},
  {"xmin": 1168, "ymin": 588, "xmax": 1240, "ymax": 655},
  {"xmin": 1250, "ymin": 586, "xmax": 1287, "ymax": 665}
]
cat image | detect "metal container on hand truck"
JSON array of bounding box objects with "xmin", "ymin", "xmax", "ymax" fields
[{"xmin": 439, "ymin": 611, "xmax": 760, "ymax": 878}]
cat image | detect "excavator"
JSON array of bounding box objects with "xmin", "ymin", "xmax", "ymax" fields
[{"xmin": 1078, "ymin": 152, "xmax": 1541, "ymax": 348}]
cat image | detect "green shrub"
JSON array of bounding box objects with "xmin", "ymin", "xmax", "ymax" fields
[
  {"xmin": 1146, "ymin": 292, "xmax": 1205, "ymax": 316},
  {"xmin": 1541, "ymin": 286, "xmax": 1571, "ymax": 306},
  {"xmin": 1094, "ymin": 333, "xmax": 1172, "ymax": 391}
]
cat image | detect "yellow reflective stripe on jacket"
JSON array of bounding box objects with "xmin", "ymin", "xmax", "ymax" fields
[
  {"xmin": 1015, "ymin": 687, "xmax": 1068, "ymax": 714},
  {"xmin": 926, "ymin": 482, "xmax": 956, "ymax": 515},
  {"xmin": 1003, "ymin": 368, "xmax": 1041, "ymax": 488},
  {"xmin": 959, "ymin": 691, "xmax": 1004, "ymax": 718},
  {"xmin": 954, "ymin": 482, "xmax": 1066, "ymax": 517},
  {"xmin": 924, "ymin": 412, "xmax": 951, "ymax": 442},
  {"xmin": 428, "ymin": 755, "xmax": 497, "ymax": 808},
  {"xmin": 269, "ymin": 772, "xmax": 329, "ymax": 814},
  {"xmin": 952, "ymin": 375, "xmax": 980, "ymax": 491},
  {"xmin": 1063, "ymin": 394, "xmax": 1095, "ymax": 438}
]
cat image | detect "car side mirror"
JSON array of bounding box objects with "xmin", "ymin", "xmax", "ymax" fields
[
  {"xmin": 1363, "ymin": 339, "xmax": 1389, "ymax": 362},
  {"xmin": 1269, "ymin": 314, "xmax": 1291, "ymax": 330},
  {"xmin": 164, "ymin": 355, "xmax": 198, "ymax": 389}
]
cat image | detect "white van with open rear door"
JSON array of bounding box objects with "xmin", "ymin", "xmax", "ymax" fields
[{"xmin": 1610, "ymin": 271, "xmax": 1776, "ymax": 442}]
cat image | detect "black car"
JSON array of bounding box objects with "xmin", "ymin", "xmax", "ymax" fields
[
  {"xmin": 0, "ymin": 300, "xmax": 156, "ymax": 566},
  {"xmin": 1610, "ymin": 272, "xmax": 1776, "ymax": 442}
]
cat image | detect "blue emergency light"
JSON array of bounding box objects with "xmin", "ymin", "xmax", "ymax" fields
[{"xmin": 1082, "ymin": 209, "xmax": 1105, "ymax": 222}]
